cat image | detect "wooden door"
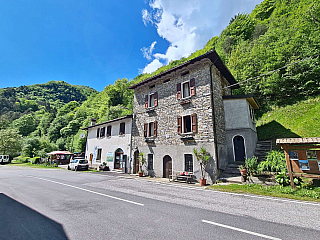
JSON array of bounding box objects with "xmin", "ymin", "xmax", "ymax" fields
[
  {"xmin": 163, "ymin": 155, "xmax": 172, "ymax": 178},
  {"xmin": 133, "ymin": 151, "xmax": 139, "ymax": 174},
  {"xmin": 233, "ymin": 136, "xmax": 246, "ymax": 161}
]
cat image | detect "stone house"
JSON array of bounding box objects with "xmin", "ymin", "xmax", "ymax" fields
[
  {"xmin": 129, "ymin": 50, "xmax": 259, "ymax": 183},
  {"xmin": 82, "ymin": 115, "xmax": 133, "ymax": 172}
]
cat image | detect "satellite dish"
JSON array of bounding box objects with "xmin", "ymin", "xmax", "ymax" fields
[{"xmin": 80, "ymin": 133, "xmax": 86, "ymax": 139}]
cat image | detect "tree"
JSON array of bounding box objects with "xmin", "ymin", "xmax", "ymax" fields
[
  {"xmin": 22, "ymin": 137, "xmax": 41, "ymax": 157},
  {"xmin": 193, "ymin": 147, "xmax": 210, "ymax": 180},
  {"xmin": 0, "ymin": 129, "xmax": 22, "ymax": 155}
]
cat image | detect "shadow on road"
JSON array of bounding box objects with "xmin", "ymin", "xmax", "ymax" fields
[{"xmin": 0, "ymin": 193, "xmax": 69, "ymax": 240}]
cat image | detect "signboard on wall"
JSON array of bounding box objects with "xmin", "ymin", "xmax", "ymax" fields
[
  {"xmin": 106, "ymin": 152, "xmax": 113, "ymax": 162},
  {"xmin": 289, "ymin": 151, "xmax": 298, "ymax": 160},
  {"xmin": 307, "ymin": 150, "xmax": 317, "ymax": 160}
]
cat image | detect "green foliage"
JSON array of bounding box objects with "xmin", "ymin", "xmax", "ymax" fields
[
  {"xmin": 258, "ymin": 150, "xmax": 287, "ymax": 173},
  {"xmin": 256, "ymin": 95, "xmax": 320, "ymax": 139},
  {"xmin": 275, "ymin": 171, "xmax": 302, "ymax": 186},
  {"xmin": 245, "ymin": 156, "xmax": 259, "ymax": 176},
  {"xmin": 22, "ymin": 137, "xmax": 41, "ymax": 157},
  {"xmin": 194, "ymin": 147, "xmax": 210, "ymax": 179},
  {"xmin": 139, "ymin": 152, "xmax": 146, "ymax": 173},
  {"xmin": 0, "ymin": 128, "xmax": 22, "ymax": 156}
]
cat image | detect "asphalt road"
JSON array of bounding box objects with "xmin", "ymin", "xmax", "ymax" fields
[{"xmin": 0, "ymin": 165, "xmax": 320, "ymax": 240}]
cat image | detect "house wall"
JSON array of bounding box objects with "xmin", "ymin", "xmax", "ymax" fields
[
  {"xmin": 132, "ymin": 59, "xmax": 228, "ymax": 183},
  {"xmin": 223, "ymin": 99, "xmax": 257, "ymax": 162},
  {"xmin": 85, "ymin": 118, "xmax": 132, "ymax": 170}
]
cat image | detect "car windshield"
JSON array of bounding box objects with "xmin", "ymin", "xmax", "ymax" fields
[{"xmin": 79, "ymin": 160, "xmax": 88, "ymax": 164}]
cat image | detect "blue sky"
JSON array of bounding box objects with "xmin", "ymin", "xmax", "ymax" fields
[{"xmin": 0, "ymin": 0, "xmax": 262, "ymax": 91}]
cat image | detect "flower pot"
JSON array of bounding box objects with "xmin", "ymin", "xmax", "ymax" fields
[
  {"xmin": 240, "ymin": 169, "xmax": 247, "ymax": 175},
  {"xmin": 199, "ymin": 178, "xmax": 206, "ymax": 186},
  {"xmin": 138, "ymin": 172, "xmax": 143, "ymax": 177}
]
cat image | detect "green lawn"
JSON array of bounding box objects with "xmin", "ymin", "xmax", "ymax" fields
[
  {"xmin": 256, "ymin": 95, "xmax": 320, "ymax": 140},
  {"xmin": 208, "ymin": 183, "xmax": 320, "ymax": 202},
  {"xmin": 8, "ymin": 161, "xmax": 63, "ymax": 169}
]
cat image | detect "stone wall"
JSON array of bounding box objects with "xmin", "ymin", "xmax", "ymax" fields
[{"xmin": 131, "ymin": 58, "xmax": 229, "ymax": 181}]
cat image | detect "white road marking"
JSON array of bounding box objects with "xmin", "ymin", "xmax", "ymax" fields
[
  {"xmin": 202, "ymin": 220, "xmax": 282, "ymax": 240},
  {"xmin": 29, "ymin": 176, "xmax": 144, "ymax": 206}
]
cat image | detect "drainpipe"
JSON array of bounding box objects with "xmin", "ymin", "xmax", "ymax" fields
[{"xmin": 209, "ymin": 59, "xmax": 220, "ymax": 176}]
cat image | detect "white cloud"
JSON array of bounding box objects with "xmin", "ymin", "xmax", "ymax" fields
[
  {"xmin": 140, "ymin": 0, "xmax": 263, "ymax": 74},
  {"xmin": 141, "ymin": 41, "xmax": 157, "ymax": 60},
  {"xmin": 141, "ymin": 59, "xmax": 163, "ymax": 74}
]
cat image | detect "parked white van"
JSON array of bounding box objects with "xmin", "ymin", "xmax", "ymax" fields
[{"xmin": 0, "ymin": 155, "xmax": 10, "ymax": 164}]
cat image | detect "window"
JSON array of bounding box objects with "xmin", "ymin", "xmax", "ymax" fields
[
  {"xmin": 185, "ymin": 154, "xmax": 193, "ymax": 172},
  {"xmin": 144, "ymin": 121, "xmax": 157, "ymax": 137},
  {"xmin": 177, "ymin": 78, "xmax": 195, "ymax": 100},
  {"xmin": 249, "ymin": 105, "xmax": 254, "ymax": 121},
  {"xmin": 107, "ymin": 126, "xmax": 112, "ymax": 137},
  {"xmin": 145, "ymin": 92, "xmax": 158, "ymax": 109},
  {"xmin": 147, "ymin": 154, "xmax": 153, "ymax": 170},
  {"xmin": 182, "ymin": 81, "xmax": 190, "ymax": 98},
  {"xmin": 183, "ymin": 115, "xmax": 192, "ymax": 133},
  {"xmin": 177, "ymin": 114, "xmax": 197, "ymax": 134},
  {"xmin": 100, "ymin": 127, "xmax": 105, "ymax": 138},
  {"xmin": 96, "ymin": 148, "xmax": 102, "ymax": 162},
  {"xmin": 119, "ymin": 122, "xmax": 125, "ymax": 135},
  {"xmin": 96, "ymin": 128, "xmax": 100, "ymax": 138}
]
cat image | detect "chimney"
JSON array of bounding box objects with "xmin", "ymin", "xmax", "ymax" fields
[{"xmin": 90, "ymin": 118, "xmax": 96, "ymax": 126}]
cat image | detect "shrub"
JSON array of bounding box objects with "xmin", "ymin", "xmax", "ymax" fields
[
  {"xmin": 16, "ymin": 156, "xmax": 30, "ymax": 163},
  {"xmin": 258, "ymin": 150, "xmax": 287, "ymax": 173},
  {"xmin": 245, "ymin": 156, "xmax": 259, "ymax": 176},
  {"xmin": 275, "ymin": 171, "xmax": 302, "ymax": 186},
  {"xmin": 31, "ymin": 157, "xmax": 41, "ymax": 164}
]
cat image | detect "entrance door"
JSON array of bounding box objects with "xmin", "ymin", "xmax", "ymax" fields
[
  {"xmin": 233, "ymin": 136, "xmax": 246, "ymax": 161},
  {"xmin": 163, "ymin": 155, "xmax": 172, "ymax": 178},
  {"xmin": 114, "ymin": 148, "xmax": 123, "ymax": 169},
  {"xmin": 133, "ymin": 150, "xmax": 139, "ymax": 174}
]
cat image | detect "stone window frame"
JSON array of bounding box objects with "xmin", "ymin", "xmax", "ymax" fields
[
  {"xmin": 144, "ymin": 121, "xmax": 157, "ymax": 138},
  {"xmin": 145, "ymin": 92, "xmax": 158, "ymax": 109},
  {"xmin": 177, "ymin": 78, "xmax": 195, "ymax": 100},
  {"xmin": 178, "ymin": 113, "xmax": 197, "ymax": 134}
]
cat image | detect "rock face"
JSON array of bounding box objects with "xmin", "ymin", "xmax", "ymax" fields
[{"xmin": 131, "ymin": 56, "xmax": 233, "ymax": 184}]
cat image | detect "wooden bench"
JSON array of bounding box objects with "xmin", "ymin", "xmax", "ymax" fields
[{"xmin": 169, "ymin": 171, "xmax": 195, "ymax": 184}]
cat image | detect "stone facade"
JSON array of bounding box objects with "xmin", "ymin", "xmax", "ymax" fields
[{"xmin": 131, "ymin": 56, "xmax": 232, "ymax": 183}]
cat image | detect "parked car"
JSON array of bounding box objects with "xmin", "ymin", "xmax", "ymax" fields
[
  {"xmin": 0, "ymin": 155, "xmax": 10, "ymax": 164},
  {"xmin": 68, "ymin": 159, "xmax": 89, "ymax": 171}
]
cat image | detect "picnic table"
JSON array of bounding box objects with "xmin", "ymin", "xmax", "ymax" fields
[{"xmin": 169, "ymin": 171, "xmax": 195, "ymax": 184}]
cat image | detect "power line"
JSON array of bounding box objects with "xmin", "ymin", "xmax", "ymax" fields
[{"xmin": 224, "ymin": 52, "xmax": 320, "ymax": 89}]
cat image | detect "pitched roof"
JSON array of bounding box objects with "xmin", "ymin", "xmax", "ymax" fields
[
  {"xmin": 128, "ymin": 50, "xmax": 239, "ymax": 90},
  {"xmin": 276, "ymin": 138, "xmax": 320, "ymax": 145},
  {"xmin": 82, "ymin": 115, "xmax": 133, "ymax": 130}
]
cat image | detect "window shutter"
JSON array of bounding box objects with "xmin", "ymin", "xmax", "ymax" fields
[
  {"xmin": 177, "ymin": 83, "xmax": 181, "ymax": 100},
  {"xmin": 177, "ymin": 116, "xmax": 182, "ymax": 134},
  {"xmin": 154, "ymin": 121, "xmax": 157, "ymax": 137},
  {"xmin": 191, "ymin": 113, "xmax": 197, "ymax": 133},
  {"xmin": 190, "ymin": 78, "xmax": 195, "ymax": 96},
  {"xmin": 100, "ymin": 127, "xmax": 105, "ymax": 137},
  {"xmin": 144, "ymin": 123, "xmax": 148, "ymax": 137},
  {"xmin": 96, "ymin": 128, "xmax": 100, "ymax": 138},
  {"xmin": 145, "ymin": 95, "xmax": 148, "ymax": 109},
  {"xmin": 154, "ymin": 92, "xmax": 158, "ymax": 106}
]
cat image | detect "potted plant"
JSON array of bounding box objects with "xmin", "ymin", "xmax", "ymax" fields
[
  {"xmin": 138, "ymin": 152, "xmax": 146, "ymax": 177},
  {"xmin": 238, "ymin": 165, "xmax": 247, "ymax": 182},
  {"xmin": 99, "ymin": 162, "xmax": 109, "ymax": 171},
  {"xmin": 194, "ymin": 147, "xmax": 210, "ymax": 186}
]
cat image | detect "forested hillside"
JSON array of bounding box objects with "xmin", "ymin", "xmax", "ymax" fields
[
  {"xmin": 1, "ymin": 0, "xmax": 319, "ymax": 158},
  {"xmin": 0, "ymin": 81, "xmax": 97, "ymax": 156}
]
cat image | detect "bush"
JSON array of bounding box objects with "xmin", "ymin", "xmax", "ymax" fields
[
  {"xmin": 275, "ymin": 171, "xmax": 302, "ymax": 186},
  {"xmin": 31, "ymin": 157, "xmax": 41, "ymax": 164},
  {"xmin": 258, "ymin": 150, "xmax": 287, "ymax": 173},
  {"xmin": 16, "ymin": 156, "xmax": 30, "ymax": 163},
  {"xmin": 245, "ymin": 156, "xmax": 259, "ymax": 176}
]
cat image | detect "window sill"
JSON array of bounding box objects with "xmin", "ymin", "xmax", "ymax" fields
[
  {"xmin": 146, "ymin": 106, "xmax": 156, "ymax": 112},
  {"xmin": 179, "ymin": 95, "xmax": 193, "ymax": 105},
  {"xmin": 179, "ymin": 132, "xmax": 194, "ymax": 141},
  {"xmin": 145, "ymin": 136, "xmax": 156, "ymax": 142},
  {"xmin": 119, "ymin": 134, "xmax": 125, "ymax": 137}
]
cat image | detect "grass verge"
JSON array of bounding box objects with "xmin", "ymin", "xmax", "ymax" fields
[
  {"xmin": 208, "ymin": 183, "xmax": 320, "ymax": 202},
  {"xmin": 8, "ymin": 161, "xmax": 63, "ymax": 169}
]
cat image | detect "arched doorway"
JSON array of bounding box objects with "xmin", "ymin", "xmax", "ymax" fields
[
  {"xmin": 233, "ymin": 136, "xmax": 246, "ymax": 161},
  {"xmin": 114, "ymin": 148, "xmax": 123, "ymax": 169},
  {"xmin": 163, "ymin": 155, "xmax": 172, "ymax": 178},
  {"xmin": 133, "ymin": 150, "xmax": 139, "ymax": 174}
]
